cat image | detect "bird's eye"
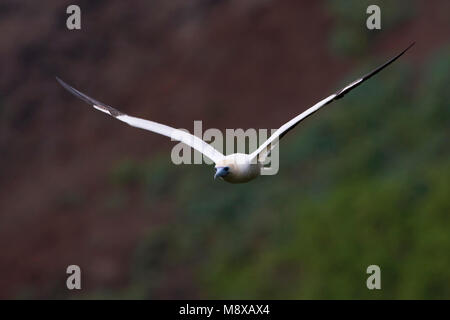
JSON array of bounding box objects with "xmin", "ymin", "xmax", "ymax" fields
[{"xmin": 224, "ymin": 167, "xmax": 229, "ymax": 171}]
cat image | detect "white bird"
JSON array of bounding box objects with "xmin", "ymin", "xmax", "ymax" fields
[{"xmin": 56, "ymin": 43, "xmax": 414, "ymax": 184}]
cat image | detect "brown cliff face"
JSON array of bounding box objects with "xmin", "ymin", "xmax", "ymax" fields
[{"xmin": 0, "ymin": 0, "xmax": 448, "ymax": 298}]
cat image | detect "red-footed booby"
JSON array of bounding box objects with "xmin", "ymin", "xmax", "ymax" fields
[{"xmin": 57, "ymin": 43, "xmax": 414, "ymax": 183}]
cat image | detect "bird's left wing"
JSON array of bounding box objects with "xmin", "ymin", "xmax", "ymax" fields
[
  {"xmin": 249, "ymin": 42, "xmax": 415, "ymax": 162},
  {"xmin": 56, "ymin": 77, "xmax": 224, "ymax": 164}
]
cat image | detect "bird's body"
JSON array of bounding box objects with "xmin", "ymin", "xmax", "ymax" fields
[
  {"xmin": 215, "ymin": 153, "xmax": 262, "ymax": 183},
  {"xmin": 56, "ymin": 43, "xmax": 414, "ymax": 184}
]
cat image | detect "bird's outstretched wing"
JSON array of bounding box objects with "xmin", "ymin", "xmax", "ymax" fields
[
  {"xmin": 250, "ymin": 42, "xmax": 415, "ymax": 162},
  {"xmin": 56, "ymin": 77, "xmax": 224, "ymax": 163}
]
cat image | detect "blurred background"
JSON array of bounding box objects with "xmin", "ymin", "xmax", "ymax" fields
[{"xmin": 0, "ymin": 0, "xmax": 449, "ymax": 299}]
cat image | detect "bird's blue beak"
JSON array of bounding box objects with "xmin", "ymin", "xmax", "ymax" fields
[{"xmin": 214, "ymin": 167, "xmax": 229, "ymax": 180}]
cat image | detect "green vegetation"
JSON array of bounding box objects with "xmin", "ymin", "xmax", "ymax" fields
[{"xmin": 97, "ymin": 46, "xmax": 450, "ymax": 299}]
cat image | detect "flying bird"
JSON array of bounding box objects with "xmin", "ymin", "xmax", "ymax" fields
[{"xmin": 56, "ymin": 43, "xmax": 414, "ymax": 184}]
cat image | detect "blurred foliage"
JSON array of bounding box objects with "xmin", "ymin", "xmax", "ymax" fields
[
  {"xmin": 109, "ymin": 155, "xmax": 182, "ymax": 205},
  {"xmin": 55, "ymin": 189, "xmax": 86, "ymax": 209},
  {"xmin": 327, "ymin": 0, "xmax": 417, "ymax": 56},
  {"xmin": 94, "ymin": 46, "xmax": 450, "ymax": 299}
]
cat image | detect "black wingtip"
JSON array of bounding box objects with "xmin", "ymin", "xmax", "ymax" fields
[
  {"xmin": 55, "ymin": 76, "xmax": 76, "ymax": 96},
  {"xmin": 403, "ymin": 42, "xmax": 416, "ymax": 53},
  {"xmin": 55, "ymin": 76, "xmax": 63, "ymax": 86},
  {"xmin": 56, "ymin": 76, "xmax": 125, "ymax": 117},
  {"xmin": 333, "ymin": 42, "xmax": 415, "ymax": 100},
  {"xmin": 55, "ymin": 76, "xmax": 66, "ymax": 84},
  {"xmin": 56, "ymin": 76, "xmax": 105, "ymax": 107}
]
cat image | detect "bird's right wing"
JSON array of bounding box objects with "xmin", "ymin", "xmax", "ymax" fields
[
  {"xmin": 56, "ymin": 77, "xmax": 224, "ymax": 164},
  {"xmin": 249, "ymin": 42, "xmax": 415, "ymax": 162}
]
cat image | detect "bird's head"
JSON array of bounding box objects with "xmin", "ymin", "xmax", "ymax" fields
[{"xmin": 214, "ymin": 166, "xmax": 230, "ymax": 180}]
